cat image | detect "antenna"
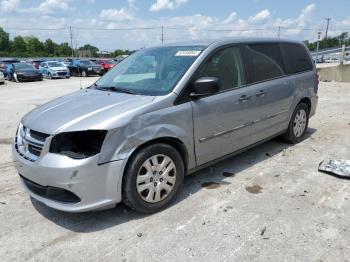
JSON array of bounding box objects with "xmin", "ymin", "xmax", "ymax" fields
[{"xmin": 70, "ymin": 26, "xmax": 73, "ymax": 58}]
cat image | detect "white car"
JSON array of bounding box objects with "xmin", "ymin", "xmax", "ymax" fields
[{"xmin": 0, "ymin": 71, "xmax": 5, "ymax": 84}]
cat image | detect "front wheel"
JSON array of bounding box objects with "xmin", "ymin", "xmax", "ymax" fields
[
  {"xmin": 283, "ymin": 103, "xmax": 309, "ymax": 143},
  {"xmin": 122, "ymin": 143, "xmax": 184, "ymax": 213}
]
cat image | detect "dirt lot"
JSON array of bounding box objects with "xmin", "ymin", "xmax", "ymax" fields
[{"xmin": 0, "ymin": 78, "xmax": 349, "ymax": 262}]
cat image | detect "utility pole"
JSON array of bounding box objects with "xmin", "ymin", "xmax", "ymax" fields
[
  {"xmin": 69, "ymin": 26, "xmax": 74, "ymax": 58},
  {"xmin": 324, "ymin": 18, "xmax": 331, "ymax": 48},
  {"xmin": 277, "ymin": 26, "xmax": 281, "ymax": 39},
  {"xmin": 316, "ymin": 31, "xmax": 322, "ymax": 63},
  {"xmin": 161, "ymin": 25, "xmax": 164, "ymax": 44}
]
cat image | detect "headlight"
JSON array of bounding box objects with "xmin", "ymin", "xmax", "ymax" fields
[{"xmin": 49, "ymin": 130, "xmax": 107, "ymax": 159}]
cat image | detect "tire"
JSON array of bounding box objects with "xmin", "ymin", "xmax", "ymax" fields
[
  {"xmin": 283, "ymin": 103, "xmax": 309, "ymax": 144},
  {"xmin": 122, "ymin": 143, "xmax": 184, "ymax": 213},
  {"xmin": 48, "ymin": 73, "xmax": 52, "ymax": 79},
  {"xmin": 81, "ymin": 70, "xmax": 87, "ymax": 77}
]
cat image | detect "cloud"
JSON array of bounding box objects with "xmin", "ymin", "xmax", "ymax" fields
[
  {"xmin": 297, "ymin": 3, "xmax": 315, "ymax": 26},
  {"xmin": 0, "ymin": 0, "xmax": 20, "ymax": 13},
  {"xmin": 249, "ymin": 9, "xmax": 270, "ymax": 23},
  {"xmin": 223, "ymin": 12, "xmax": 237, "ymax": 24},
  {"xmin": 338, "ymin": 16, "xmax": 350, "ymax": 26},
  {"xmin": 99, "ymin": 0, "xmax": 135, "ymax": 21},
  {"xmin": 149, "ymin": 0, "xmax": 188, "ymax": 12}
]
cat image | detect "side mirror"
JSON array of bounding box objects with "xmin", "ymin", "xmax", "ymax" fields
[{"xmin": 190, "ymin": 77, "xmax": 220, "ymax": 98}]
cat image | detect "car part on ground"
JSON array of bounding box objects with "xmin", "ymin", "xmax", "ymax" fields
[{"xmin": 318, "ymin": 160, "xmax": 350, "ymax": 178}]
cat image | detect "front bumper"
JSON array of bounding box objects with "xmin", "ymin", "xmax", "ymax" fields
[
  {"xmin": 12, "ymin": 142, "xmax": 126, "ymax": 212},
  {"xmin": 51, "ymin": 71, "xmax": 70, "ymax": 78},
  {"xmin": 17, "ymin": 74, "xmax": 43, "ymax": 81}
]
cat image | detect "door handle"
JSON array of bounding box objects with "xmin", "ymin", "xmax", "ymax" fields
[
  {"xmin": 255, "ymin": 90, "xmax": 266, "ymax": 97},
  {"xmin": 239, "ymin": 94, "xmax": 252, "ymax": 102}
]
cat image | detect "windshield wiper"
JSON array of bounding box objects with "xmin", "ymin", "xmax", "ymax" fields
[{"xmin": 94, "ymin": 84, "xmax": 137, "ymax": 94}]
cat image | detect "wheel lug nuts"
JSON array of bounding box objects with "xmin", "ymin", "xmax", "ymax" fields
[
  {"xmin": 150, "ymin": 178, "xmax": 153, "ymax": 182},
  {"xmin": 160, "ymin": 178, "xmax": 163, "ymax": 182},
  {"xmin": 153, "ymin": 171, "xmax": 156, "ymax": 175},
  {"xmin": 154, "ymin": 182, "xmax": 157, "ymax": 187},
  {"xmin": 159, "ymin": 171, "xmax": 163, "ymax": 175}
]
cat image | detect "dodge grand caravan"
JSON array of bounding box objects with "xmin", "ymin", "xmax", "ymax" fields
[{"xmin": 12, "ymin": 38, "xmax": 318, "ymax": 213}]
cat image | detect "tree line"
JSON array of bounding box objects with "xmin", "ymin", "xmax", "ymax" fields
[
  {"xmin": 303, "ymin": 32, "xmax": 349, "ymax": 51},
  {"xmin": 0, "ymin": 27, "xmax": 133, "ymax": 58}
]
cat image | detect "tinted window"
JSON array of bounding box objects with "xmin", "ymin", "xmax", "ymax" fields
[
  {"xmin": 282, "ymin": 43, "xmax": 313, "ymax": 74},
  {"xmin": 195, "ymin": 46, "xmax": 244, "ymax": 91},
  {"xmin": 242, "ymin": 44, "xmax": 284, "ymax": 84}
]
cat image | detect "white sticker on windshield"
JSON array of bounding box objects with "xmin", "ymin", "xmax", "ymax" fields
[{"xmin": 175, "ymin": 50, "xmax": 201, "ymax": 57}]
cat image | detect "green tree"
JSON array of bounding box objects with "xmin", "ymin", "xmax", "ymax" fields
[
  {"xmin": 25, "ymin": 36, "xmax": 45, "ymax": 56},
  {"xmin": 57, "ymin": 42, "xmax": 72, "ymax": 57},
  {"xmin": 0, "ymin": 27, "xmax": 10, "ymax": 55},
  {"xmin": 44, "ymin": 38, "xmax": 56, "ymax": 56},
  {"xmin": 12, "ymin": 36, "xmax": 27, "ymax": 55}
]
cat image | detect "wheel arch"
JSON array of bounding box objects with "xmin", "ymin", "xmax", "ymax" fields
[
  {"xmin": 125, "ymin": 137, "xmax": 189, "ymax": 173},
  {"xmin": 298, "ymin": 97, "xmax": 311, "ymax": 112}
]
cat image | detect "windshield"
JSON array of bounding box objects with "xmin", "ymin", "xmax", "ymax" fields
[
  {"xmin": 47, "ymin": 62, "xmax": 64, "ymax": 67},
  {"xmin": 94, "ymin": 46, "xmax": 205, "ymax": 96},
  {"xmin": 80, "ymin": 60, "xmax": 94, "ymax": 65},
  {"xmin": 15, "ymin": 63, "xmax": 34, "ymax": 70},
  {"xmin": 104, "ymin": 60, "xmax": 116, "ymax": 64}
]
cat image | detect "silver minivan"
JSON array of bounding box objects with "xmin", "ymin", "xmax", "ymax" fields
[{"xmin": 12, "ymin": 38, "xmax": 318, "ymax": 213}]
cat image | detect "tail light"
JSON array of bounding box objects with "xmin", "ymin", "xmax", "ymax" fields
[{"xmin": 314, "ymin": 72, "xmax": 320, "ymax": 93}]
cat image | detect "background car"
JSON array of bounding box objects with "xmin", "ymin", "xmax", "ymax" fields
[
  {"xmin": 8, "ymin": 62, "xmax": 43, "ymax": 82},
  {"xmin": 0, "ymin": 71, "xmax": 4, "ymax": 84},
  {"xmin": 68, "ymin": 59, "xmax": 101, "ymax": 77},
  {"xmin": 95, "ymin": 59, "xmax": 117, "ymax": 75},
  {"xmin": 30, "ymin": 59, "xmax": 45, "ymax": 69},
  {"xmin": 0, "ymin": 59, "xmax": 20, "ymax": 78},
  {"xmin": 39, "ymin": 61, "xmax": 70, "ymax": 79}
]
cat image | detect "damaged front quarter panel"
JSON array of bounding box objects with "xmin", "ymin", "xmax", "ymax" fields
[{"xmin": 97, "ymin": 100, "xmax": 196, "ymax": 169}]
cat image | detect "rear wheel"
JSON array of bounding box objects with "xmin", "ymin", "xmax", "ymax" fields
[
  {"xmin": 123, "ymin": 143, "xmax": 184, "ymax": 213},
  {"xmin": 283, "ymin": 103, "xmax": 309, "ymax": 143},
  {"xmin": 48, "ymin": 73, "xmax": 52, "ymax": 79},
  {"xmin": 81, "ymin": 70, "xmax": 87, "ymax": 77}
]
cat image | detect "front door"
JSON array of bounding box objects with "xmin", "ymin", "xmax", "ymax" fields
[{"xmin": 191, "ymin": 46, "xmax": 259, "ymax": 165}]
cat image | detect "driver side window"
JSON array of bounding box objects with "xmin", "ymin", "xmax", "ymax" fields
[{"xmin": 196, "ymin": 46, "xmax": 244, "ymax": 91}]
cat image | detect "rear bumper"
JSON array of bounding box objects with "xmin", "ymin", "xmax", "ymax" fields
[
  {"xmin": 310, "ymin": 95, "xmax": 318, "ymax": 117},
  {"xmin": 12, "ymin": 143, "xmax": 126, "ymax": 212}
]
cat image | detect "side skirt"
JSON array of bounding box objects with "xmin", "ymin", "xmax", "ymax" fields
[{"xmin": 187, "ymin": 130, "xmax": 286, "ymax": 175}]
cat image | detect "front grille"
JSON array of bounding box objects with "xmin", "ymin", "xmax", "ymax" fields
[
  {"xmin": 20, "ymin": 175, "xmax": 81, "ymax": 204},
  {"xmin": 30, "ymin": 129, "xmax": 49, "ymax": 142},
  {"xmin": 15, "ymin": 124, "xmax": 49, "ymax": 162},
  {"xmin": 57, "ymin": 71, "xmax": 67, "ymax": 76}
]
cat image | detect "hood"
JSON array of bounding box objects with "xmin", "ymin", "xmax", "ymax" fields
[
  {"xmin": 50, "ymin": 67, "xmax": 68, "ymax": 71},
  {"xmin": 16, "ymin": 68, "xmax": 40, "ymax": 74},
  {"xmin": 22, "ymin": 89, "xmax": 155, "ymax": 134}
]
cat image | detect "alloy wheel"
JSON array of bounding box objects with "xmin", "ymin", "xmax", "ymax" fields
[
  {"xmin": 136, "ymin": 154, "xmax": 177, "ymax": 203},
  {"xmin": 293, "ymin": 109, "xmax": 307, "ymax": 137}
]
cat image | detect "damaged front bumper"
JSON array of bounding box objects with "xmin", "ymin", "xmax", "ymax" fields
[{"xmin": 12, "ymin": 142, "xmax": 126, "ymax": 212}]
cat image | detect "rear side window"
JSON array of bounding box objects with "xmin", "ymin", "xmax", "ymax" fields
[
  {"xmin": 282, "ymin": 43, "xmax": 313, "ymax": 74},
  {"xmin": 242, "ymin": 44, "xmax": 285, "ymax": 84}
]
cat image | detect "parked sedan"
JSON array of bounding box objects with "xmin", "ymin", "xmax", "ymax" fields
[
  {"xmin": 68, "ymin": 60, "xmax": 101, "ymax": 77},
  {"xmin": 8, "ymin": 63, "xmax": 43, "ymax": 82},
  {"xmin": 95, "ymin": 59, "xmax": 117, "ymax": 75},
  {"xmin": 0, "ymin": 72, "xmax": 4, "ymax": 84},
  {"xmin": 39, "ymin": 61, "xmax": 70, "ymax": 79}
]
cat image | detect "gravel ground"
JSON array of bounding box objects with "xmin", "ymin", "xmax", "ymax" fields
[{"xmin": 0, "ymin": 78, "xmax": 349, "ymax": 262}]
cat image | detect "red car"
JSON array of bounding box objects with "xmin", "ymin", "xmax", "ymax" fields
[{"xmin": 96, "ymin": 59, "xmax": 117, "ymax": 75}]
